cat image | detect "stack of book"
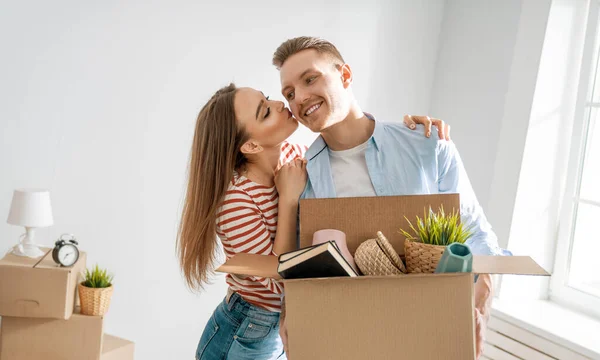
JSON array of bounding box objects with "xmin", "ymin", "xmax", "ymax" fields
[{"xmin": 277, "ymin": 240, "xmax": 359, "ymax": 279}]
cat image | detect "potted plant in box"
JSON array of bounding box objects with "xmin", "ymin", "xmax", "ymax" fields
[
  {"xmin": 78, "ymin": 264, "xmax": 114, "ymax": 316},
  {"xmin": 399, "ymin": 205, "xmax": 474, "ymax": 273}
]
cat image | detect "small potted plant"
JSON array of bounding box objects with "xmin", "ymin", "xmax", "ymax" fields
[
  {"xmin": 399, "ymin": 205, "xmax": 473, "ymax": 273},
  {"xmin": 78, "ymin": 264, "xmax": 114, "ymax": 316}
]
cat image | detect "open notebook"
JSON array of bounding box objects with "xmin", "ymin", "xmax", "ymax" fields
[{"xmin": 277, "ymin": 241, "xmax": 358, "ymax": 279}]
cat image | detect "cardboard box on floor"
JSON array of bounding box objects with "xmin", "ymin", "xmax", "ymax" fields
[
  {"xmin": 0, "ymin": 307, "xmax": 134, "ymax": 360},
  {"xmin": 0, "ymin": 247, "xmax": 86, "ymax": 319},
  {"xmin": 217, "ymin": 194, "xmax": 550, "ymax": 360},
  {"xmin": 99, "ymin": 334, "xmax": 135, "ymax": 360}
]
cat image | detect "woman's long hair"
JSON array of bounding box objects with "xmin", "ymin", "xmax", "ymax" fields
[{"xmin": 177, "ymin": 83, "xmax": 249, "ymax": 291}]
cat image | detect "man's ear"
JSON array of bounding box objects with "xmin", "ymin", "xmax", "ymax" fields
[
  {"xmin": 240, "ymin": 141, "xmax": 263, "ymax": 155},
  {"xmin": 340, "ymin": 63, "xmax": 353, "ymax": 89}
]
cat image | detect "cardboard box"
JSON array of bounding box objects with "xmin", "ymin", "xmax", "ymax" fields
[
  {"xmin": 0, "ymin": 311, "xmax": 134, "ymax": 360},
  {"xmin": 101, "ymin": 334, "xmax": 135, "ymax": 360},
  {"xmin": 0, "ymin": 247, "xmax": 86, "ymax": 319},
  {"xmin": 0, "ymin": 307, "xmax": 103, "ymax": 359},
  {"xmin": 217, "ymin": 194, "xmax": 550, "ymax": 360}
]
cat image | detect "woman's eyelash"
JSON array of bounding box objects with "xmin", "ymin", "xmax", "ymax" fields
[{"xmin": 263, "ymin": 96, "xmax": 271, "ymax": 118}]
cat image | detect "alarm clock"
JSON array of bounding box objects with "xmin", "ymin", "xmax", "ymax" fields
[{"xmin": 52, "ymin": 233, "xmax": 80, "ymax": 267}]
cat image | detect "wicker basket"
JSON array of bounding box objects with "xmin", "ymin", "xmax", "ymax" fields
[
  {"xmin": 355, "ymin": 231, "xmax": 406, "ymax": 276},
  {"xmin": 78, "ymin": 283, "xmax": 114, "ymax": 316},
  {"xmin": 404, "ymin": 240, "xmax": 446, "ymax": 274}
]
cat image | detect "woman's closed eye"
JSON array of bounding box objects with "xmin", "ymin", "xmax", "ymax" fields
[{"xmin": 264, "ymin": 96, "xmax": 271, "ymax": 119}]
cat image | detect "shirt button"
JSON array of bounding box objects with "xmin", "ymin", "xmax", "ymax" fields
[
  {"xmin": 249, "ymin": 324, "xmax": 253, "ymax": 328},
  {"xmin": 234, "ymin": 335, "xmax": 238, "ymax": 339}
]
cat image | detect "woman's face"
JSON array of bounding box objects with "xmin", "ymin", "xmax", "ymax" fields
[{"xmin": 234, "ymin": 87, "xmax": 298, "ymax": 149}]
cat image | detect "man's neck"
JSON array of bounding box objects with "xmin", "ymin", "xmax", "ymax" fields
[{"xmin": 321, "ymin": 105, "xmax": 375, "ymax": 151}]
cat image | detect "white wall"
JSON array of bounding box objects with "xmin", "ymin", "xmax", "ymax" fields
[
  {"xmin": 0, "ymin": 1, "xmax": 445, "ymax": 359},
  {"xmin": 429, "ymin": 0, "xmax": 524, "ymax": 211},
  {"xmin": 429, "ymin": 0, "xmax": 553, "ymax": 250}
]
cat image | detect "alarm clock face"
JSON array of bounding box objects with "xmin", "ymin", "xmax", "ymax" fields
[{"xmin": 57, "ymin": 244, "xmax": 79, "ymax": 267}]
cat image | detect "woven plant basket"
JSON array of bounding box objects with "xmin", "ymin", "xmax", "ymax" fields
[
  {"xmin": 404, "ymin": 240, "xmax": 446, "ymax": 274},
  {"xmin": 355, "ymin": 231, "xmax": 406, "ymax": 276},
  {"xmin": 78, "ymin": 283, "xmax": 114, "ymax": 316}
]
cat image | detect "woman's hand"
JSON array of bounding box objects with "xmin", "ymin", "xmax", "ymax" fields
[
  {"xmin": 275, "ymin": 158, "xmax": 307, "ymax": 204},
  {"xmin": 404, "ymin": 115, "xmax": 451, "ymax": 141}
]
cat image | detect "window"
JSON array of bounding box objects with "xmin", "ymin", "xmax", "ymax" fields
[{"xmin": 551, "ymin": 0, "xmax": 600, "ymax": 319}]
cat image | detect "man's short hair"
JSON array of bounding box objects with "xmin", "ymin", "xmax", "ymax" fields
[{"xmin": 272, "ymin": 36, "xmax": 345, "ymax": 69}]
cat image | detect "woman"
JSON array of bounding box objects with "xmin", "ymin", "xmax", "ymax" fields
[{"xmin": 177, "ymin": 84, "xmax": 449, "ymax": 360}]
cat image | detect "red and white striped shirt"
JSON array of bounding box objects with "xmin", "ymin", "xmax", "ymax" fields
[{"xmin": 216, "ymin": 142, "xmax": 306, "ymax": 312}]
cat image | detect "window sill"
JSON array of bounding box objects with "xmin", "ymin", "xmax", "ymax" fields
[{"xmin": 491, "ymin": 298, "xmax": 600, "ymax": 359}]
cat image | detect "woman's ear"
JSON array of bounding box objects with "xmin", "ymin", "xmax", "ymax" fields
[{"xmin": 240, "ymin": 141, "xmax": 263, "ymax": 155}]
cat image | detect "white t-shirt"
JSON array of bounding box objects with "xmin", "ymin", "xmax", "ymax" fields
[{"xmin": 328, "ymin": 140, "xmax": 377, "ymax": 197}]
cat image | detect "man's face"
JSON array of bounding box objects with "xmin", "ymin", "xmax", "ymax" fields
[{"xmin": 279, "ymin": 49, "xmax": 351, "ymax": 133}]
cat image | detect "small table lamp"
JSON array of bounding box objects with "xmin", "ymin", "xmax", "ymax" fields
[{"xmin": 6, "ymin": 189, "xmax": 54, "ymax": 258}]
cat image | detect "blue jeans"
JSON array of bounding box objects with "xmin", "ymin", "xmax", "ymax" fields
[{"xmin": 196, "ymin": 292, "xmax": 287, "ymax": 360}]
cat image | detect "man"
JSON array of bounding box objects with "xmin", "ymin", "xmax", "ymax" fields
[{"xmin": 274, "ymin": 36, "xmax": 511, "ymax": 359}]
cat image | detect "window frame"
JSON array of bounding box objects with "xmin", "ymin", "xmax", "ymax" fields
[{"xmin": 550, "ymin": 0, "xmax": 600, "ymax": 319}]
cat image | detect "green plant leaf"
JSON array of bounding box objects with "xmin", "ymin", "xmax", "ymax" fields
[
  {"xmin": 398, "ymin": 205, "xmax": 474, "ymax": 246},
  {"xmin": 81, "ymin": 264, "xmax": 114, "ymax": 288}
]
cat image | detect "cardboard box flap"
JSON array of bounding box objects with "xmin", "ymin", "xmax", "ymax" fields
[
  {"xmin": 299, "ymin": 194, "xmax": 460, "ymax": 256},
  {"xmin": 473, "ymin": 256, "xmax": 549, "ymax": 275},
  {"xmin": 216, "ymin": 254, "xmax": 280, "ymax": 279},
  {"xmin": 216, "ymin": 254, "xmax": 550, "ymax": 278},
  {"xmin": 0, "ymin": 248, "xmax": 78, "ymax": 273},
  {"xmin": 0, "ymin": 249, "xmax": 52, "ymax": 267}
]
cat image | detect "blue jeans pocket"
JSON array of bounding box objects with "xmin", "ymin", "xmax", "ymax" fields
[
  {"xmin": 196, "ymin": 298, "xmax": 283, "ymax": 360},
  {"xmin": 238, "ymin": 319, "xmax": 272, "ymax": 342},
  {"xmin": 228, "ymin": 318, "xmax": 282, "ymax": 359}
]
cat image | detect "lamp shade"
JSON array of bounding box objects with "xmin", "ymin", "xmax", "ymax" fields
[{"xmin": 6, "ymin": 189, "xmax": 54, "ymax": 227}]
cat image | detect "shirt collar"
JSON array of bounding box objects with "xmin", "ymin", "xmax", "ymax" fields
[{"xmin": 305, "ymin": 112, "xmax": 383, "ymax": 160}]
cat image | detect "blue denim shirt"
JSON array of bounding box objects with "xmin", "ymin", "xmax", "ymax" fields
[{"xmin": 300, "ymin": 116, "xmax": 510, "ymax": 256}]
